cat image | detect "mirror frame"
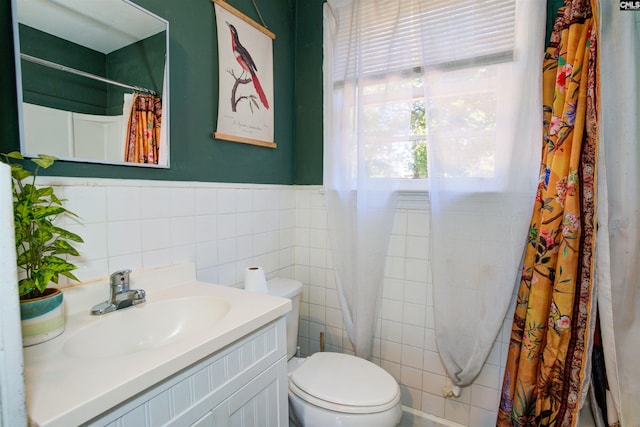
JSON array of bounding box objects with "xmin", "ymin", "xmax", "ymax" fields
[{"xmin": 11, "ymin": 0, "xmax": 170, "ymax": 169}]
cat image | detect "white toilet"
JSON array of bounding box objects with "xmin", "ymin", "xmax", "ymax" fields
[{"xmin": 267, "ymin": 278, "xmax": 402, "ymax": 427}]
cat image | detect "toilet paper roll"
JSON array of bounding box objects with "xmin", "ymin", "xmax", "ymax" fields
[{"xmin": 244, "ymin": 266, "xmax": 268, "ymax": 293}]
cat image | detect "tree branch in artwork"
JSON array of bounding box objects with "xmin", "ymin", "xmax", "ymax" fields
[{"xmin": 227, "ymin": 69, "xmax": 260, "ymax": 113}]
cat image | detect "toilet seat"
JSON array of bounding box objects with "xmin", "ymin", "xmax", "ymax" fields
[{"xmin": 289, "ymin": 352, "xmax": 400, "ymax": 414}]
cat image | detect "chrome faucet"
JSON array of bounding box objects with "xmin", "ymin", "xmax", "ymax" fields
[{"xmin": 90, "ymin": 269, "xmax": 146, "ymax": 315}]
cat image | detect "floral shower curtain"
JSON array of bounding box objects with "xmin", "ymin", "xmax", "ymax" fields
[
  {"xmin": 124, "ymin": 93, "xmax": 162, "ymax": 164},
  {"xmin": 498, "ymin": 0, "xmax": 599, "ymax": 425}
]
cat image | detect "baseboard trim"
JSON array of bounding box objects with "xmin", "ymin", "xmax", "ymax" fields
[{"xmin": 400, "ymin": 406, "xmax": 466, "ymax": 427}]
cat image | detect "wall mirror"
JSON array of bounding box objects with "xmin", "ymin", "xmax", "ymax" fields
[{"xmin": 11, "ymin": 0, "xmax": 169, "ymax": 168}]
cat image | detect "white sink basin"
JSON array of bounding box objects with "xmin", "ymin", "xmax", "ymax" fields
[{"xmin": 63, "ymin": 296, "xmax": 230, "ymax": 358}]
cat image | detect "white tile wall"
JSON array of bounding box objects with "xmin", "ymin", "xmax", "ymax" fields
[
  {"xmin": 293, "ymin": 187, "xmax": 508, "ymax": 427},
  {"xmin": 42, "ymin": 177, "xmax": 295, "ymax": 288},
  {"xmin": 44, "ymin": 177, "xmax": 509, "ymax": 426}
]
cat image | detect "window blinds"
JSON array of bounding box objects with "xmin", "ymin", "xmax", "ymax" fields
[{"xmin": 331, "ymin": 0, "xmax": 516, "ymax": 80}]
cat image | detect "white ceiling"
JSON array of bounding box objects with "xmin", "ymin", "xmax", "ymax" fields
[{"xmin": 17, "ymin": 0, "xmax": 166, "ymax": 54}]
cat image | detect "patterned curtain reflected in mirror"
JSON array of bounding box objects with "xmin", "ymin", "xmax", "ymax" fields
[{"xmin": 124, "ymin": 94, "xmax": 162, "ymax": 165}]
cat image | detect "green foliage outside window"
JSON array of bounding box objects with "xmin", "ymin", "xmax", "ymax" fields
[{"xmin": 408, "ymin": 100, "xmax": 427, "ymax": 179}]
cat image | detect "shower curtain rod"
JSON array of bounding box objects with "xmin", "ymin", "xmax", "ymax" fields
[{"xmin": 20, "ymin": 53, "xmax": 158, "ymax": 96}]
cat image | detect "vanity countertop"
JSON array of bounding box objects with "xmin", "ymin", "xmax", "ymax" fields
[{"xmin": 22, "ymin": 263, "xmax": 291, "ymax": 427}]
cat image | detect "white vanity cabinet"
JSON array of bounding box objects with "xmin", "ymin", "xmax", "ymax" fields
[
  {"xmin": 84, "ymin": 318, "xmax": 288, "ymax": 427},
  {"xmin": 24, "ymin": 265, "xmax": 292, "ymax": 426}
]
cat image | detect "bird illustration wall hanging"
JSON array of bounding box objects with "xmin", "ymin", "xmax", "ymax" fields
[
  {"xmin": 226, "ymin": 22, "xmax": 269, "ymax": 111},
  {"xmin": 212, "ymin": 0, "xmax": 276, "ymax": 148}
]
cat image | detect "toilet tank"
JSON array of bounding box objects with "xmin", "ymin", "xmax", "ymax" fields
[{"xmin": 266, "ymin": 278, "xmax": 303, "ymax": 360}]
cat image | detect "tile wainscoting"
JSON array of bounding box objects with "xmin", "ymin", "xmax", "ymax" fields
[
  {"xmin": 37, "ymin": 177, "xmax": 512, "ymax": 426},
  {"xmin": 38, "ymin": 177, "xmax": 296, "ymax": 288},
  {"xmin": 295, "ymin": 187, "xmax": 514, "ymax": 427}
]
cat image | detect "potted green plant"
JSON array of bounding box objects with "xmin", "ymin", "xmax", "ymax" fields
[{"xmin": 1, "ymin": 151, "xmax": 83, "ymax": 346}]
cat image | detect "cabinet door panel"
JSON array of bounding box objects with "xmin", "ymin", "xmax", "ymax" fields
[{"xmin": 225, "ymin": 357, "xmax": 287, "ymax": 427}]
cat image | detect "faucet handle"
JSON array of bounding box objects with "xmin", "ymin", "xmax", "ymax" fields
[{"xmin": 110, "ymin": 269, "xmax": 132, "ymax": 291}]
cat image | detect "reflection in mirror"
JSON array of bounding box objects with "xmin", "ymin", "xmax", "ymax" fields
[{"xmin": 13, "ymin": 0, "xmax": 169, "ymax": 167}]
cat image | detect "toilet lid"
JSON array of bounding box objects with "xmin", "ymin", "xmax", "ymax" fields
[{"xmin": 289, "ymin": 352, "xmax": 400, "ymax": 411}]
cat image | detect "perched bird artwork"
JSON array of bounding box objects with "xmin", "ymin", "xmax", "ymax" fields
[{"xmin": 226, "ymin": 22, "xmax": 270, "ymax": 110}]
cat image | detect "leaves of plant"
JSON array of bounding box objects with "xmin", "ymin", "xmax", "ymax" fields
[
  {"xmin": 52, "ymin": 240, "xmax": 80, "ymax": 256},
  {"xmin": 10, "ymin": 166, "xmax": 30, "ymax": 181},
  {"xmin": 51, "ymin": 226, "xmax": 83, "ymax": 242},
  {"xmin": 31, "ymin": 155, "xmax": 55, "ymax": 169},
  {"xmin": 32, "ymin": 205, "xmax": 66, "ymax": 220},
  {"xmin": 6, "ymin": 151, "xmax": 24, "ymax": 159},
  {"xmin": 1, "ymin": 152, "xmax": 83, "ymax": 297}
]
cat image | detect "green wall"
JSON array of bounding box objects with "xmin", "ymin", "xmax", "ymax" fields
[
  {"xmin": 19, "ymin": 25, "xmax": 109, "ymax": 115},
  {"xmin": 1, "ymin": 0, "xmax": 324, "ymax": 185},
  {"xmin": 0, "ymin": 0, "xmax": 596, "ymax": 186},
  {"xmin": 18, "ymin": 26, "xmax": 165, "ymax": 117},
  {"xmin": 546, "ymin": 0, "xmax": 564, "ymax": 46},
  {"xmin": 107, "ymin": 32, "xmax": 166, "ymax": 115},
  {"xmin": 293, "ymin": 0, "xmax": 324, "ymax": 185}
]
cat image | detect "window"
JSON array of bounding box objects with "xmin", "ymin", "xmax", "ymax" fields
[{"xmin": 330, "ymin": 0, "xmax": 516, "ymax": 186}]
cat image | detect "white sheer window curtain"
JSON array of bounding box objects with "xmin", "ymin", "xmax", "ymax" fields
[
  {"xmin": 595, "ymin": 1, "xmax": 640, "ymax": 424},
  {"xmin": 324, "ymin": 0, "xmax": 545, "ymax": 382},
  {"xmin": 427, "ymin": 2, "xmax": 544, "ymax": 386},
  {"xmin": 323, "ymin": 0, "xmax": 403, "ymax": 358}
]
